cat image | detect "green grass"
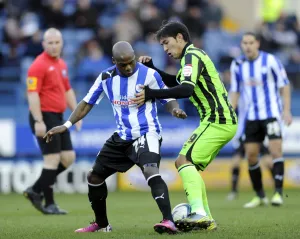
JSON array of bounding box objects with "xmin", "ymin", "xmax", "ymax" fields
[{"xmin": 1, "ymin": 190, "xmax": 300, "ymax": 239}]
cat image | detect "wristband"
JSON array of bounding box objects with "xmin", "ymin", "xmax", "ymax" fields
[{"xmin": 63, "ymin": 121, "xmax": 72, "ymax": 129}]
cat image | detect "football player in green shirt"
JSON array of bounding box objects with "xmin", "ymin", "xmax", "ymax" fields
[{"xmin": 132, "ymin": 21, "xmax": 237, "ymax": 232}]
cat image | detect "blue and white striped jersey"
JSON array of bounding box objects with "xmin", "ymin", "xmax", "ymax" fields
[
  {"xmin": 230, "ymin": 51, "xmax": 289, "ymax": 120},
  {"xmin": 83, "ymin": 62, "xmax": 174, "ymax": 140}
]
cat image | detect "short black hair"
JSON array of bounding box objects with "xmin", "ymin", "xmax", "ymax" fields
[
  {"xmin": 243, "ymin": 31, "xmax": 260, "ymax": 41},
  {"xmin": 156, "ymin": 21, "xmax": 191, "ymax": 42}
]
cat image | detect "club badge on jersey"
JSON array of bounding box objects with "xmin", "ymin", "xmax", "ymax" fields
[{"xmin": 27, "ymin": 77, "xmax": 38, "ymax": 90}]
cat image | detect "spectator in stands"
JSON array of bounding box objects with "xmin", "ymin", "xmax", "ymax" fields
[
  {"xmin": 203, "ymin": 0, "xmax": 223, "ymax": 29},
  {"xmin": 113, "ymin": 10, "xmax": 142, "ymax": 43},
  {"xmin": 96, "ymin": 26, "xmax": 114, "ymax": 56},
  {"xmin": 137, "ymin": 2, "xmax": 164, "ymax": 37},
  {"xmin": 72, "ymin": 0, "xmax": 98, "ymax": 29},
  {"xmin": 43, "ymin": 0, "xmax": 67, "ymax": 28},
  {"xmin": 181, "ymin": 5, "xmax": 206, "ymax": 38},
  {"xmin": 77, "ymin": 39, "xmax": 111, "ymax": 82}
]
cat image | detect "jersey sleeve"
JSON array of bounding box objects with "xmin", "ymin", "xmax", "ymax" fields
[
  {"xmin": 147, "ymin": 71, "xmax": 175, "ymax": 105},
  {"xmin": 179, "ymin": 52, "xmax": 203, "ymax": 87},
  {"xmin": 229, "ymin": 60, "xmax": 241, "ymax": 92},
  {"xmin": 26, "ymin": 61, "xmax": 45, "ymax": 92},
  {"xmin": 270, "ymin": 55, "xmax": 289, "ymax": 88},
  {"xmin": 61, "ymin": 61, "xmax": 71, "ymax": 91},
  {"xmin": 83, "ymin": 73, "xmax": 105, "ymax": 105}
]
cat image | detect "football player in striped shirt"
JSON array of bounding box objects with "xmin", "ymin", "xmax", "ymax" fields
[
  {"xmin": 230, "ymin": 32, "xmax": 292, "ymax": 208},
  {"xmin": 227, "ymin": 94, "xmax": 273, "ymax": 201},
  {"xmin": 133, "ymin": 21, "xmax": 237, "ymax": 231},
  {"xmin": 44, "ymin": 41, "xmax": 187, "ymax": 234}
]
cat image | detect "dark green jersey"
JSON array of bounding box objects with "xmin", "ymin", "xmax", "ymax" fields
[{"xmin": 177, "ymin": 44, "xmax": 237, "ymax": 124}]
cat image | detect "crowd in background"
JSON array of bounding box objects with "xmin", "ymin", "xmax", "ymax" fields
[{"xmin": 1, "ymin": 0, "xmax": 300, "ymax": 115}]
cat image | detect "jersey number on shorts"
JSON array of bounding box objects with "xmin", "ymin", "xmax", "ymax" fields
[
  {"xmin": 267, "ymin": 121, "xmax": 281, "ymax": 136},
  {"xmin": 133, "ymin": 135, "xmax": 146, "ymax": 153}
]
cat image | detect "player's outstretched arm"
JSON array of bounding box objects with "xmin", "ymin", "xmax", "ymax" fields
[
  {"xmin": 43, "ymin": 100, "xmax": 94, "ymax": 142},
  {"xmin": 229, "ymin": 92, "xmax": 240, "ymax": 111},
  {"xmin": 132, "ymin": 84, "xmax": 194, "ymax": 107},
  {"xmin": 164, "ymin": 100, "xmax": 187, "ymax": 119},
  {"xmin": 138, "ymin": 56, "xmax": 178, "ymax": 87}
]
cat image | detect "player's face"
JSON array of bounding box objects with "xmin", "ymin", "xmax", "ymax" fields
[
  {"xmin": 241, "ymin": 35, "xmax": 260, "ymax": 60},
  {"xmin": 159, "ymin": 36, "xmax": 184, "ymax": 59},
  {"xmin": 115, "ymin": 55, "xmax": 136, "ymax": 77},
  {"xmin": 43, "ymin": 34, "xmax": 63, "ymax": 58}
]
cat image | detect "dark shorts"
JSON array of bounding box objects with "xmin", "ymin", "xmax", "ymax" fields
[
  {"xmin": 29, "ymin": 112, "xmax": 73, "ymax": 155},
  {"xmin": 92, "ymin": 132, "xmax": 162, "ymax": 179},
  {"xmin": 244, "ymin": 118, "xmax": 282, "ymax": 143},
  {"xmin": 234, "ymin": 137, "xmax": 269, "ymax": 157}
]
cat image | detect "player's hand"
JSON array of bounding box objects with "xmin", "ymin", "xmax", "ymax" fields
[
  {"xmin": 172, "ymin": 108, "xmax": 187, "ymax": 119},
  {"xmin": 282, "ymin": 111, "xmax": 292, "ymax": 126},
  {"xmin": 34, "ymin": 121, "xmax": 47, "ymax": 137},
  {"xmin": 138, "ymin": 56, "xmax": 152, "ymax": 64},
  {"xmin": 132, "ymin": 85, "xmax": 146, "ymax": 107},
  {"xmin": 138, "ymin": 56, "xmax": 154, "ymax": 68},
  {"xmin": 43, "ymin": 125, "xmax": 67, "ymax": 143},
  {"xmin": 75, "ymin": 120, "xmax": 82, "ymax": 132}
]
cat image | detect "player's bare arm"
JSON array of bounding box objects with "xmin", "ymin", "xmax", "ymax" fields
[
  {"xmin": 164, "ymin": 100, "xmax": 187, "ymax": 119},
  {"xmin": 280, "ymin": 84, "xmax": 293, "ymax": 126},
  {"xmin": 229, "ymin": 92, "xmax": 240, "ymax": 111},
  {"xmin": 44, "ymin": 100, "xmax": 93, "ymax": 142},
  {"xmin": 66, "ymin": 88, "xmax": 83, "ymax": 131}
]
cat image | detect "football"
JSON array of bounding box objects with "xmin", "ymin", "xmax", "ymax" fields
[{"xmin": 172, "ymin": 203, "xmax": 191, "ymax": 222}]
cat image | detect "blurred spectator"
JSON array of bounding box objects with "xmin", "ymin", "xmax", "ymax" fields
[
  {"xmin": 261, "ymin": 0, "xmax": 284, "ymax": 24},
  {"xmin": 3, "ymin": 17, "xmax": 21, "ymax": 46},
  {"xmin": 96, "ymin": 26, "xmax": 114, "ymax": 56},
  {"xmin": 203, "ymin": 0, "xmax": 223, "ymax": 29},
  {"xmin": 72, "ymin": 0, "xmax": 98, "ymax": 29},
  {"xmin": 113, "ymin": 10, "xmax": 142, "ymax": 43},
  {"xmin": 138, "ymin": 2, "xmax": 164, "ymax": 36},
  {"xmin": 23, "ymin": 30, "xmax": 43, "ymax": 58},
  {"xmin": 43, "ymin": 0, "xmax": 68, "ymax": 28},
  {"xmin": 181, "ymin": 5, "xmax": 205, "ymax": 38},
  {"xmin": 171, "ymin": 0, "xmax": 187, "ymax": 16},
  {"xmin": 77, "ymin": 40, "xmax": 111, "ymax": 82}
]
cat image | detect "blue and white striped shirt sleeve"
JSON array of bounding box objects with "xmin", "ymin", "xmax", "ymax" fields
[
  {"xmin": 83, "ymin": 73, "xmax": 105, "ymax": 105},
  {"xmin": 148, "ymin": 71, "xmax": 175, "ymax": 105},
  {"xmin": 270, "ymin": 55, "xmax": 289, "ymax": 88},
  {"xmin": 229, "ymin": 60, "xmax": 240, "ymax": 93}
]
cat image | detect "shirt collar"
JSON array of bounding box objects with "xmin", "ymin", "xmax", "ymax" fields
[{"xmin": 180, "ymin": 42, "xmax": 193, "ymax": 59}]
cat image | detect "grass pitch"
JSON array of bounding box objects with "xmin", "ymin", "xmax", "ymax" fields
[{"xmin": 1, "ymin": 190, "xmax": 300, "ymax": 239}]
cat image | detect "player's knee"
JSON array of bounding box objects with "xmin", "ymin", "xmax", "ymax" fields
[
  {"xmin": 43, "ymin": 153, "xmax": 60, "ymax": 169},
  {"xmin": 175, "ymin": 155, "xmax": 189, "ymax": 169},
  {"xmin": 60, "ymin": 150, "xmax": 76, "ymax": 168},
  {"xmin": 142, "ymin": 154, "xmax": 160, "ymax": 181},
  {"xmin": 87, "ymin": 170, "xmax": 105, "ymax": 185},
  {"xmin": 143, "ymin": 164, "xmax": 159, "ymax": 180}
]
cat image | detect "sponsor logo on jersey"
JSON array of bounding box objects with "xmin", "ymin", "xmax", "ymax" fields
[{"xmin": 183, "ymin": 64, "xmax": 193, "ymax": 77}]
